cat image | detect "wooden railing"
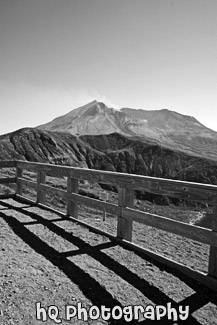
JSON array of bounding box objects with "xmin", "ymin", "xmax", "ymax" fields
[{"xmin": 1, "ymin": 160, "xmax": 217, "ymax": 290}]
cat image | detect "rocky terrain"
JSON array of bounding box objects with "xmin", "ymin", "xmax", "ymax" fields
[
  {"xmin": 0, "ymin": 128, "xmax": 115, "ymax": 171},
  {"xmin": 80, "ymin": 132, "xmax": 217, "ymax": 184},
  {"xmin": 1, "ymin": 128, "xmax": 217, "ymax": 186}
]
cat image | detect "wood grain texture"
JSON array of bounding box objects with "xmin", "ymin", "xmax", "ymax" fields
[
  {"xmin": 17, "ymin": 177, "xmax": 37, "ymax": 189},
  {"xmin": 37, "ymin": 171, "xmax": 46, "ymax": 204},
  {"xmin": 40, "ymin": 183, "xmax": 120, "ymax": 216},
  {"xmin": 124, "ymin": 207, "xmax": 217, "ymax": 247},
  {"xmin": 0, "ymin": 161, "xmax": 16, "ymax": 168},
  {"xmin": 117, "ymin": 186, "xmax": 134, "ymax": 241},
  {"xmin": 67, "ymin": 177, "xmax": 78, "ymax": 218},
  {"xmin": 15, "ymin": 167, "xmax": 23, "ymax": 195},
  {"xmin": 16, "ymin": 160, "xmax": 217, "ymax": 204},
  {"xmin": 0, "ymin": 177, "xmax": 16, "ymax": 184},
  {"xmin": 14, "ymin": 161, "xmax": 217, "ymax": 247},
  {"xmin": 208, "ymin": 206, "xmax": 217, "ymax": 277}
]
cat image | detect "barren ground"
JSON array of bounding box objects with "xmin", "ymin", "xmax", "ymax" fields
[{"xmin": 0, "ymin": 195, "xmax": 217, "ymax": 325}]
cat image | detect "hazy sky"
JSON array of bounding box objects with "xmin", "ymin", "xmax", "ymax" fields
[{"xmin": 0, "ymin": 0, "xmax": 217, "ymax": 134}]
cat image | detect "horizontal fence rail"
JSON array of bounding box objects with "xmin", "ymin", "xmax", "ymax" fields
[
  {"xmin": 0, "ymin": 161, "xmax": 16, "ymax": 168},
  {"xmin": 1, "ymin": 160, "xmax": 217, "ymax": 290},
  {"xmin": 0, "ymin": 177, "xmax": 16, "ymax": 184}
]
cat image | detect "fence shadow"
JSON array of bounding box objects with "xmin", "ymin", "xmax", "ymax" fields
[{"xmin": 0, "ymin": 199, "xmax": 216, "ymax": 325}]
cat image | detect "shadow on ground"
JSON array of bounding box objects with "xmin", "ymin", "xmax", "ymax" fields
[{"xmin": 0, "ymin": 199, "xmax": 217, "ymax": 325}]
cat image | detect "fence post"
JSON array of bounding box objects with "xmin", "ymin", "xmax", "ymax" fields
[
  {"xmin": 208, "ymin": 206, "xmax": 217, "ymax": 278},
  {"xmin": 67, "ymin": 177, "xmax": 78, "ymax": 219},
  {"xmin": 16, "ymin": 166, "xmax": 23, "ymax": 196},
  {"xmin": 117, "ymin": 185, "xmax": 134, "ymax": 241},
  {"xmin": 100, "ymin": 191, "xmax": 109, "ymax": 221},
  {"xmin": 37, "ymin": 171, "xmax": 46, "ymax": 204}
]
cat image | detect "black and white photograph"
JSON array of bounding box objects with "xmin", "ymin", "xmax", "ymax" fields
[{"xmin": 0, "ymin": 0, "xmax": 217, "ymax": 324}]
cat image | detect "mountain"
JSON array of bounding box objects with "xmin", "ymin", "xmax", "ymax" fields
[
  {"xmin": 38, "ymin": 100, "xmax": 159, "ymax": 139},
  {"xmin": 1, "ymin": 128, "xmax": 217, "ymax": 187},
  {"xmin": 0, "ymin": 128, "xmax": 115, "ymax": 171},
  {"xmin": 120, "ymin": 107, "xmax": 204, "ymax": 131},
  {"xmin": 1, "ymin": 100, "xmax": 217, "ymax": 188},
  {"xmin": 121, "ymin": 107, "xmax": 217, "ymax": 159},
  {"xmin": 80, "ymin": 132, "xmax": 217, "ymax": 185},
  {"xmin": 38, "ymin": 101, "xmax": 217, "ymax": 160}
]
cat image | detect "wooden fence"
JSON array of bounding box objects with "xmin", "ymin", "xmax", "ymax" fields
[{"xmin": 1, "ymin": 160, "xmax": 217, "ymax": 290}]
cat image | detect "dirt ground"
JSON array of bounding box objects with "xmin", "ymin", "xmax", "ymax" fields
[{"xmin": 0, "ymin": 197, "xmax": 217, "ymax": 325}]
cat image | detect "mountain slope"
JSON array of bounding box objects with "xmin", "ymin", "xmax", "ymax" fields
[
  {"xmin": 1, "ymin": 100, "xmax": 217, "ymax": 187},
  {"xmin": 38, "ymin": 100, "xmax": 164, "ymax": 139},
  {"xmin": 37, "ymin": 101, "xmax": 217, "ymax": 160},
  {"xmin": 80, "ymin": 133, "xmax": 217, "ymax": 184},
  {"xmin": 1, "ymin": 128, "xmax": 217, "ymax": 185},
  {"xmin": 0, "ymin": 128, "xmax": 115, "ymax": 171},
  {"xmin": 120, "ymin": 107, "xmax": 204, "ymax": 131},
  {"xmin": 121, "ymin": 107, "xmax": 217, "ymax": 159}
]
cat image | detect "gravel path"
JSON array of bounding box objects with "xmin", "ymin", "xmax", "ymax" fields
[{"xmin": 0, "ymin": 198, "xmax": 217, "ymax": 324}]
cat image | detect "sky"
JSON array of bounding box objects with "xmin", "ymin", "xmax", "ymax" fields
[{"xmin": 0, "ymin": 0, "xmax": 217, "ymax": 134}]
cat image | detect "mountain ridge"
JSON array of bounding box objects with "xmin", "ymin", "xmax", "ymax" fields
[
  {"xmin": 1, "ymin": 127, "xmax": 217, "ymax": 187},
  {"xmin": 1, "ymin": 100, "xmax": 217, "ymax": 186},
  {"xmin": 37, "ymin": 100, "xmax": 217, "ymax": 160},
  {"xmin": 38, "ymin": 100, "xmax": 209, "ymax": 133}
]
